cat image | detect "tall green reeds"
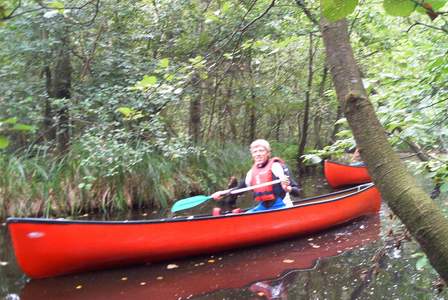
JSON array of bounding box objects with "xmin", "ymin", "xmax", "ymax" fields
[{"xmin": 0, "ymin": 142, "xmax": 250, "ymax": 220}]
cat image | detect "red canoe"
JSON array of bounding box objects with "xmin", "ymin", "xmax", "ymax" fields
[
  {"xmin": 20, "ymin": 215, "xmax": 380, "ymax": 300},
  {"xmin": 7, "ymin": 183, "xmax": 381, "ymax": 279},
  {"xmin": 324, "ymin": 160, "xmax": 372, "ymax": 188}
]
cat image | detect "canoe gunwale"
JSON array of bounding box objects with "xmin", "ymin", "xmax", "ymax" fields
[
  {"xmin": 325, "ymin": 160, "xmax": 368, "ymax": 169},
  {"xmin": 7, "ymin": 183, "xmax": 375, "ymax": 226}
]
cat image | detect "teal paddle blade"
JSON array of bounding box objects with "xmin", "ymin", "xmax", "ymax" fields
[{"xmin": 171, "ymin": 195, "xmax": 213, "ymax": 213}]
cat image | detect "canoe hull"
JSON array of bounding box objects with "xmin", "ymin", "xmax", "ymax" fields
[
  {"xmin": 324, "ymin": 160, "xmax": 372, "ymax": 188},
  {"xmin": 8, "ymin": 183, "xmax": 381, "ymax": 279},
  {"xmin": 20, "ymin": 215, "xmax": 380, "ymax": 300}
]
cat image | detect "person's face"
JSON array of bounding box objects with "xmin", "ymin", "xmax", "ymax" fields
[
  {"xmin": 353, "ymin": 149, "xmax": 361, "ymax": 160},
  {"xmin": 251, "ymin": 145, "xmax": 270, "ymax": 166}
]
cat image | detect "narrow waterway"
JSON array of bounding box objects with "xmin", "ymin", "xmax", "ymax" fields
[{"xmin": 1, "ymin": 174, "xmax": 447, "ymax": 299}]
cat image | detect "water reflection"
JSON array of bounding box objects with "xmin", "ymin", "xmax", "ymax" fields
[{"xmin": 20, "ymin": 215, "xmax": 379, "ymax": 300}]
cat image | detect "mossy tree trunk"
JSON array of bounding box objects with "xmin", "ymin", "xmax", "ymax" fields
[
  {"xmin": 46, "ymin": 31, "xmax": 72, "ymax": 154},
  {"xmin": 247, "ymin": 54, "xmax": 257, "ymax": 143},
  {"xmin": 297, "ymin": 33, "xmax": 315, "ymax": 175},
  {"xmin": 189, "ymin": 74, "xmax": 202, "ymax": 144},
  {"xmin": 320, "ymin": 17, "xmax": 448, "ymax": 282}
]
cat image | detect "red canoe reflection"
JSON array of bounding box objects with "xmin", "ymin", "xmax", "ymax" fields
[{"xmin": 21, "ymin": 214, "xmax": 380, "ymax": 300}]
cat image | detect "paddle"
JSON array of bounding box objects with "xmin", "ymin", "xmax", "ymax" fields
[{"xmin": 171, "ymin": 179, "xmax": 282, "ymax": 213}]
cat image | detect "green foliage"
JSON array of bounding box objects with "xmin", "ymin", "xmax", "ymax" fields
[
  {"xmin": 0, "ymin": 0, "xmax": 18, "ymax": 20},
  {"xmin": 0, "ymin": 136, "xmax": 9, "ymax": 149},
  {"xmin": 133, "ymin": 75, "xmax": 158, "ymax": 90},
  {"xmin": 270, "ymin": 141, "xmax": 299, "ymax": 174},
  {"xmin": 415, "ymin": 0, "xmax": 447, "ymax": 12},
  {"xmin": 321, "ymin": 0, "xmax": 359, "ymax": 22},
  {"xmin": 0, "ymin": 142, "xmax": 250, "ymax": 218},
  {"xmin": 411, "ymin": 252, "xmax": 430, "ymax": 271},
  {"xmin": 302, "ymin": 138, "xmax": 355, "ymax": 165},
  {"xmin": 407, "ymin": 159, "xmax": 448, "ymax": 194},
  {"xmin": 383, "ymin": 0, "xmax": 416, "ymax": 17},
  {"xmin": 340, "ymin": 2, "xmax": 448, "ymax": 191},
  {"xmin": 0, "ymin": 117, "xmax": 35, "ymax": 149},
  {"xmin": 321, "ymin": 0, "xmax": 448, "ymax": 21}
]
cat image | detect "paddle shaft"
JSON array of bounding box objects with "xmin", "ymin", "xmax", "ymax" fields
[
  {"xmin": 227, "ymin": 179, "xmax": 282, "ymax": 195},
  {"xmin": 171, "ymin": 179, "xmax": 283, "ymax": 213}
]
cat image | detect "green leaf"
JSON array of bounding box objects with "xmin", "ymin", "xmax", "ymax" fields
[
  {"xmin": 199, "ymin": 32, "xmax": 210, "ymax": 47},
  {"xmin": 440, "ymin": 182, "xmax": 448, "ymax": 193},
  {"xmin": 335, "ymin": 129, "xmax": 353, "ymax": 138},
  {"xmin": 321, "ymin": 0, "xmax": 359, "ymax": 22},
  {"xmin": 0, "ymin": 136, "xmax": 9, "ymax": 149},
  {"xmin": 141, "ymin": 75, "xmax": 157, "ymax": 85},
  {"xmin": 159, "ymin": 58, "xmax": 170, "ymax": 68},
  {"xmin": 3, "ymin": 117, "xmax": 17, "ymax": 124},
  {"xmin": 133, "ymin": 75, "xmax": 158, "ymax": 90},
  {"xmin": 164, "ymin": 73, "xmax": 175, "ymax": 81},
  {"xmin": 12, "ymin": 124, "xmax": 35, "ymax": 131},
  {"xmin": 416, "ymin": 255, "xmax": 429, "ymax": 271},
  {"xmin": 205, "ymin": 13, "xmax": 220, "ymax": 24},
  {"xmin": 47, "ymin": 1, "xmax": 65, "ymax": 10},
  {"xmin": 385, "ymin": 121, "xmax": 403, "ymax": 132},
  {"xmin": 223, "ymin": 53, "xmax": 233, "ymax": 60},
  {"xmin": 116, "ymin": 107, "xmax": 133, "ymax": 117},
  {"xmin": 188, "ymin": 55, "xmax": 205, "ymax": 67},
  {"xmin": 302, "ymin": 154, "xmax": 323, "ymax": 164},
  {"xmin": 442, "ymin": 23, "xmax": 448, "ymax": 32},
  {"xmin": 383, "ymin": 0, "xmax": 416, "ymax": 16},
  {"xmin": 334, "ymin": 117, "xmax": 347, "ymax": 125},
  {"xmin": 416, "ymin": 0, "xmax": 447, "ymax": 13},
  {"xmin": 221, "ymin": 2, "xmax": 232, "ymax": 13}
]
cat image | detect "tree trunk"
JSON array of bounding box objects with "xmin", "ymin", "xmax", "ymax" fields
[
  {"xmin": 43, "ymin": 66, "xmax": 56, "ymax": 142},
  {"xmin": 53, "ymin": 41, "xmax": 71, "ymax": 154},
  {"xmin": 247, "ymin": 55, "xmax": 257, "ymax": 143},
  {"xmin": 46, "ymin": 31, "xmax": 72, "ymax": 154},
  {"xmin": 320, "ymin": 17, "xmax": 448, "ymax": 282},
  {"xmin": 41, "ymin": 28, "xmax": 56, "ymax": 143},
  {"xmin": 314, "ymin": 65, "xmax": 328, "ymax": 148},
  {"xmin": 248, "ymin": 97, "xmax": 256, "ymax": 143},
  {"xmin": 224, "ymin": 77, "xmax": 238, "ymax": 141},
  {"xmin": 297, "ymin": 33, "xmax": 314, "ymax": 175},
  {"xmin": 204, "ymin": 78, "xmax": 220, "ymax": 142},
  {"xmin": 188, "ymin": 74, "xmax": 202, "ymax": 144},
  {"xmin": 330, "ymin": 104, "xmax": 343, "ymax": 143},
  {"xmin": 313, "ymin": 114, "xmax": 322, "ymax": 149}
]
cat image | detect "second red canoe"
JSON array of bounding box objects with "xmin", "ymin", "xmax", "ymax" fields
[{"xmin": 324, "ymin": 160, "xmax": 372, "ymax": 188}]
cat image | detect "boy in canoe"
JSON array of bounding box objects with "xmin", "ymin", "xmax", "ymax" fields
[
  {"xmin": 212, "ymin": 139, "xmax": 300, "ymax": 212},
  {"xmin": 350, "ymin": 147, "xmax": 367, "ymax": 166}
]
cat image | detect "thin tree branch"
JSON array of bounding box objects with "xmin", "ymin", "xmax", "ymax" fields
[
  {"xmin": 2, "ymin": 0, "xmax": 99, "ymax": 24},
  {"xmin": 239, "ymin": 0, "xmax": 276, "ymax": 34},
  {"xmin": 407, "ymin": 21, "xmax": 448, "ymax": 34},
  {"xmin": 418, "ymin": 97, "xmax": 448, "ymax": 110},
  {"xmin": 294, "ymin": 0, "xmax": 318, "ymax": 26},
  {"xmin": 1, "ymin": 0, "xmax": 22, "ymax": 20}
]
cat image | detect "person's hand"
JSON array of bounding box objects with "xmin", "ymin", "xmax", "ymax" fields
[
  {"xmin": 211, "ymin": 190, "xmax": 227, "ymax": 201},
  {"xmin": 281, "ymin": 176, "xmax": 292, "ymax": 193}
]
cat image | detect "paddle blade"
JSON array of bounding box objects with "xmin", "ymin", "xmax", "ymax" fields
[{"xmin": 171, "ymin": 195, "xmax": 213, "ymax": 213}]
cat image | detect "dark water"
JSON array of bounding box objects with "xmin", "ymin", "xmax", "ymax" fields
[{"xmin": 1, "ymin": 174, "xmax": 447, "ymax": 300}]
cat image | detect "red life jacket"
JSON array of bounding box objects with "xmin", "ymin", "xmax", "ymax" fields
[{"xmin": 250, "ymin": 157, "xmax": 284, "ymax": 202}]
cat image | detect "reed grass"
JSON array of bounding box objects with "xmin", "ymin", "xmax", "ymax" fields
[{"xmin": 0, "ymin": 142, "xmax": 250, "ymax": 219}]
